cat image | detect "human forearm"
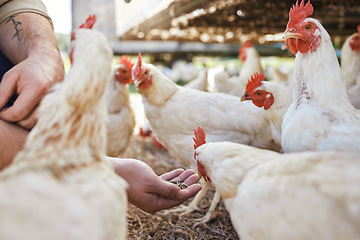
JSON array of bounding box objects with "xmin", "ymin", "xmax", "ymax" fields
[
  {"xmin": 0, "ymin": 11, "xmax": 64, "ymax": 128},
  {"xmin": 0, "ymin": 12, "xmax": 59, "ymax": 65}
]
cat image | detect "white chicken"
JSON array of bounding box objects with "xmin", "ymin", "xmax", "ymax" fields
[
  {"xmin": 166, "ymin": 60, "xmax": 201, "ymax": 83},
  {"xmin": 271, "ymin": 66, "xmax": 290, "ymax": 84},
  {"xmin": 341, "ymin": 25, "xmax": 360, "ymax": 109},
  {"xmin": 132, "ymin": 52, "xmax": 279, "ymax": 222},
  {"xmin": 105, "ymin": 55, "xmax": 136, "ymax": 157},
  {"xmin": 194, "ymin": 126, "xmax": 360, "ymax": 240},
  {"xmin": 282, "ymin": 0, "xmax": 360, "ymax": 153},
  {"xmin": 214, "ymin": 41, "xmax": 263, "ymax": 97},
  {"xmin": 183, "ymin": 68, "xmax": 208, "ymax": 91},
  {"xmin": 0, "ymin": 15, "xmax": 128, "ymax": 240},
  {"xmin": 341, "ymin": 25, "xmax": 360, "ymax": 89},
  {"xmin": 241, "ymin": 72, "xmax": 293, "ymax": 147}
]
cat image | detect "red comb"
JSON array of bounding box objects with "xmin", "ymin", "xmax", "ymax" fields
[
  {"xmin": 133, "ymin": 52, "xmax": 142, "ymax": 79},
  {"xmin": 69, "ymin": 15, "xmax": 97, "ymax": 64},
  {"xmin": 357, "ymin": 25, "xmax": 360, "ymax": 33},
  {"xmin": 246, "ymin": 72, "xmax": 265, "ymax": 92},
  {"xmin": 119, "ymin": 55, "xmax": 134, "ymax": 71},
  {"xmin": 79, "ymin": 14, "xmax": 96, "ymax": 29},
  {"xmin": 239, "ymin": 40, "xmax": 253, "ymax": 61},
  {"xmin": 239, "ymin": 41, "xmax": 253, "ymax": 52},
  {"xmin": 193, "ymin": 126, "xmax": 206, "ymax": 150},
  {"xmin": 71, "ymin": 14, "xmax": 96, "ymax": 41},
  {"xmin": 287, "ymin": 0, "xmax": 313, "ymax": 28},
  {"xmin": 137, "ymin": 52, "xmax": 142, "ymax": 66}
]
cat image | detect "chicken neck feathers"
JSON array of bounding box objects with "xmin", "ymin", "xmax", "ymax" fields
[{"xmin": 282, "ymin": 18, "xmax": 360, "ymax": 153}]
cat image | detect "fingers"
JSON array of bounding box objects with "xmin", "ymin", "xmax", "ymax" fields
[
  {"xmin": 175, "ymin": 182, "xmax": 202, "ymax": 201},
  {"xmin": 182, "ymin": 173, "xmax": 201, "ymax": 186},
  {"xmin": 161, "ymin": 169, "xmax": 200, "ymax": 186},
  {"xmin": 177, "ymin": 169, "xmax": 199, "ymax": 184},
  {"xmin": 160, "ymin": 168, "xmax": 185, "ymax": 181},
  {"xmin": 0, "ymin": 72, "xmax": 17, "ymax": 110},
  {"xmin": 171, "ymin": 169, "xmax": 202, "ymax": 201},
  {"xmin": 0, "ymin": 87, "xmax": 41, "ymax": 122},
  {"xmin": 153, "ymin": 182, "xmax": 202, "ymax": 212},
  {"xmin": 158, "ymin": 169, "xmax": 201, "ymax": 200},
  {"xmin": 16, "ymin": 105, "xmax": 38, "ymax": 130}
]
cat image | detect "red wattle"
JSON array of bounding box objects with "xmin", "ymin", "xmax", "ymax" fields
[
  {"xmin": 297, "ymin": 38, "xmax": 310, "ymax": 54},
  {"xmin": 287, "ymin": 39, "xmax": 298, "ymax": 55}
]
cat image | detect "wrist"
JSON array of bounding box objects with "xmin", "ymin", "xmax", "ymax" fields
[{"xmin": 27, "ymin": 43, "xmax": 62, "ymax": 63}]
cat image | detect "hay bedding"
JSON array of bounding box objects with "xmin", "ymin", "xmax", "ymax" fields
[{"xmin": 120, "ymin": 135, "xmax": 239, "ymax": 240}]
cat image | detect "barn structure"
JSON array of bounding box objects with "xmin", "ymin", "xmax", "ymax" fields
[{"xmin": 72, "ymin": 0, "xmax": 360, "ymax": 59}]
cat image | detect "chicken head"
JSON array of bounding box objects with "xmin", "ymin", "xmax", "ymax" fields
[
  {"xmin": 238, "ymin": 40, "xmax": 253, "ymax": 62},
  {"xmin": 132, "ymin": 52, "xmax": 153, "ymax": 89},
  {"xmin": 241, "ymin": 72, "xmax": 274, "ymax": 110},
  {"xmin": 115, "ymin": 55, "xmax": 134, "ymax": 84},
  {"xmin": 283, "ymin": 0, "xmax": 321, "ymax": 55},
  {"xmin": 193, "ymin": 126, "xmax": 211, "ymax": 182},
  {"xmin": 349, "ymin": 25, "xmax": 360, "ymax": 51},
  {"xmin": 70, "ymin": 14, "xmax": 96, "ymax": 63}
]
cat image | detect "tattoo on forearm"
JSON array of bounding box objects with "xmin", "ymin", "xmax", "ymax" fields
[{"xmin": 6, "ymin": 15, "xmax": 22, "ymax": 41}]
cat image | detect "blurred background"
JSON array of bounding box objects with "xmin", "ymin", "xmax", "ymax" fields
[{"xmin": 42, "ymin": 0, "xmax": 360, "ymax": 70}]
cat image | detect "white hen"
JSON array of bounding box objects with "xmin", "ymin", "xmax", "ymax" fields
[
  {"xmin": 341, "ymin": 25, "xmax": 360, "ymax": 89},
  {"xmin": 241, "ymin": 72, "xmax": 293, "ymax": 147},
  {"xmin": 194, "ymin": 126, "xmax": 360, "ymax": 240},
  {"xmin": 282, "ymin": 0, "xmax": 360, "ymax": 153},
  {"xmin": 341, "ymin": 25, "xmax": 360, "ymax": 109},
  {"xmin": 214, "ymin": 41, "xmax": 263, "ymax": 97},
  {"xmin": 105, "ymin": 55, "xmax": 136, "ymax": 157},
  {"xmin": 0, "ymin": 15, "xmax": 128, "ymax": 240}
]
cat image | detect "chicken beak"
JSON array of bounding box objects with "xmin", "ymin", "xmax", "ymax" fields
[
  {"xmin": 241, "ymin": 94, "xmax": 250, "ymax": 101},
  {"xmin": 283, "ymin": 29, "xmax": 302, "ymax": 40},
  {"xmin": 133, "ymin": 79, "xmax": 141, "ymax": 88}
]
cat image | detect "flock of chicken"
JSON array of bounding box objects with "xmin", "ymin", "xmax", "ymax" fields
[
  {"xmin": 131, "ymin": 0, "xmax": 360, "ymax": 239},
  {"xmin": 0, "ymin": 0, "xmax": 359, "ymax": 239}
]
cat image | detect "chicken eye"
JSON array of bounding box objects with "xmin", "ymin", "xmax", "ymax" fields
[
  {"xmin": 305, "ymin": 24, "xmax": 311, "ymax": 30},
  {"xmin": 256, "ymin": 91, "xmax": 261, "ymax": 95}
]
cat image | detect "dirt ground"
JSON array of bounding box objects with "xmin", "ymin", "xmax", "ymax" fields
[{"xmin": 120, "ymin": 134, "xmax": 240, "ymax": 240}]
